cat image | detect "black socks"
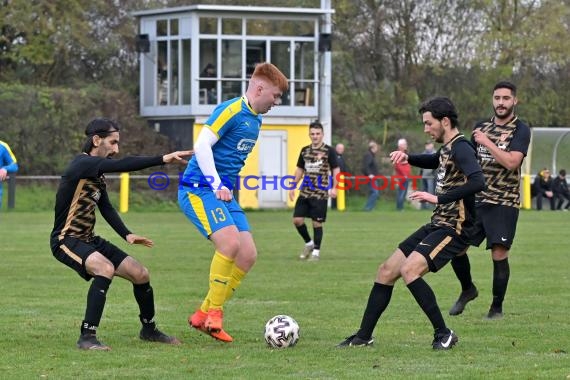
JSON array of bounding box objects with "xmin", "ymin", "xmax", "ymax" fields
[
  {"xmin": 313, "ymin": 226, "xmax": 323, "ymax": 250},
  {"xmin": 451, "ymin": 254, "xmax": 474, "ymax": 292},
  {"xmin": 295, "ymin": 224, "xmax": 312, "ymax": 243},
  {"xmin": 407, "ymin": 278, "xmax": 446, "ymax": 332},
  {"xmin": 491, "ymin": 258, "xmax": 510, "ymax": 310},
  {"xmin": 357, "ymin": 283, "xmax": 393, "ymax": 340},
  {"xmin": 134, "ymin": 282, "xmax": 156, "ymax": 331},
  {"xmin": 82, "ymin": 275, "xmax": 112, "ymax": 336}
]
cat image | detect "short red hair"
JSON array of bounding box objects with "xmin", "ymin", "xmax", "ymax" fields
[{"xmin": 252, "ymin": 63, "xmax": 289, "ymax": 92}]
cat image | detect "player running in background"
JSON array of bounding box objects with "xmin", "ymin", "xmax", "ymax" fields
[
  {"xmin": 289, "ymin": 120, "xmax": 339, "ymax": 261},
  {"xmin": 50, "ymin": 118, "xmax": 192, "ymax": 350},
  {"xmin": 179, "ymin": 63, "xmax": 288, "ymax": 342},
  {"xmin": 338, "ymin": 97, "xmax": 484, "ymax": 349},
  {"xmin": 449, "ymin": 81, "xmax": 531, "ymax": 319}
]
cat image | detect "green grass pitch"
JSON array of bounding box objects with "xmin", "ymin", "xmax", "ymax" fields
[{"xmin": 0, "ymin": 210, "xmax": 568, "ymax": 379}]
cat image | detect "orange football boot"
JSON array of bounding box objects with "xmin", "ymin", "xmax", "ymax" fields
[
  {"xmin": 204, "ymin": 308, "xmax": 224, "ymax": 331},
  {"xmin": 188, "ymin": 309, "xmax": 233, "ymax": 343}
]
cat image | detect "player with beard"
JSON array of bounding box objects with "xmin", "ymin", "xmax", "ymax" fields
[
  {"xmin": 50, "ymin": 118, "xmax": 192, "ymax": 350},
  {"xmin": 448, "ymin": 81, "xmax": 531, "ymax": 319},
  {"xmin": 337, "ymin": 97, "xmax": 484, "ymax": 349}
]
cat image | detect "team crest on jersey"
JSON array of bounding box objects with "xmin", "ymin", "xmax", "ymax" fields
[
  {"xmin": 500, "ymin": 132, "xmax": 509, "ymax": 141},
  {"xmin": 305, "ymin": 160, "xmax": 323, "ymax": 173},
  {"xmin": 237, "ymin": 139, "xmax": 256, "ymax": 152},
  {"xmin": 436, "ymin": 167, "xmax": 446, "ymax": 182}
]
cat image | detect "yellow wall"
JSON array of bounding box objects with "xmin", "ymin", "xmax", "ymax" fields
[{"xmin": 193, "ymin": 123, "xmax": 312, "ymax": 209}]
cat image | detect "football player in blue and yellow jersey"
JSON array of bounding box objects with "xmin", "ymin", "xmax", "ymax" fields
[
  {"xmin": 0, "ymin": 139, "xmax": 18, "ymax": 211},
  {"xmin": 179, "ymin": 62, "xmax": 288, "ymax": 342}
]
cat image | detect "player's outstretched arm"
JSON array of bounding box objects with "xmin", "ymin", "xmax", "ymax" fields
[{"xmin": 162, "ymin": 150, "xmax": 193, "ymax": 165}]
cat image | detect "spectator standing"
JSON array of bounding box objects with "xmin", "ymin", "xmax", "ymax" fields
[
  {"xmin": 420, "ymin": 141, "xmax": 436, "ymax": 209},
  {"xmin": 362, "ymin": 141, "xmax": 380, "ymax": 211},
  {"xmin": 331, "ymin": 143, "xmax": 350, "ymax": 210},
  {"xmin": 394, "ymin": 138, "xmax": 411, "ymax": 210}
]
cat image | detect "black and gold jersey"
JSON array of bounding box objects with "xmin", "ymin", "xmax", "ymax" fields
[
  {"xmin": 473, "ymin": 117, "xmax": 530, "ymax": 207},
  {"xmin": 431, "ymin": 134, "xmax": 483, "ymax": 236},
  {"xmin": 57, "ymin": 175, "xmax": 108, "ymax": 241},
  {"xmin": 51, "ymin": 154, "xmax": 163, "ymax": 242},
  {"xmin": 296, "ymin": 143, "xmax": 339, "ymax": 200}
]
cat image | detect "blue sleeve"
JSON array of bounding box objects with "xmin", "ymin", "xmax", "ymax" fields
[
  {"xmin": 3, "ymin": 162, "xmax": 18, "ymax": 173},
  {"xmin": 1, "ymin": 144, "xmax": 18, "ymax": 173}
]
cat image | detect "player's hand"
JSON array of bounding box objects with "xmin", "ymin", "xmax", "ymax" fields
[
  {"xmin": 163, "ymin": 150, "xmax": 194, "ymax": 165},
  {"xmin": 126, "ymin": 234, "xmax": 154, "ymax": 248},
  {"xmin": 546, "ymin": 190, "xmax": 554, "ymax": 198},
  {"xmin": 329, "ymin": 188, "xmax": 337, "ymax": 199},
  {"xmin": 389, "ymin": 151, "xmax": 408, "ymax": 165},
  {"xmin": 408, "ymin": 190, "xmax": 438, "ymax": 204},
  {"xmin": 472, "ymin": 130, "xmax": 492, "ymax": 148},
  {"xmin": 215, "ymin": 186, "xmax": 233, "ymax": 201},
  {"xmin": 289, "ymin": 189, "xmax": 296, "ymax": 201},
  {"xmin": 0, "ymin": 168, "xmax": 7, "ymax": 181}
]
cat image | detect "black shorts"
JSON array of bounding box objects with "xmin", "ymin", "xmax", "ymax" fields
[
  {"xmin": 293, "ymin": 196, "xmax": 328, "ymax": 222},
  {"xmin": 469, "ymin": 203, "xmax": 519, "ymax": 249},
  {"xmin": 50, "ymin": 236, "xmax": 128, "ymax": 281},
  {"xmin": 398, "ymin": 224, "xmax": 469, "ymax": 273}
]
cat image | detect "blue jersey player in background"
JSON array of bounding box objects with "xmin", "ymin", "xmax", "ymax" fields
[
  {"xmin": 179, "ymin": 62, "xmax": 288, "ymax": 343},
  {"xmin": 0, "ymin": 139, "xmax": 18, "ymax": 211}
]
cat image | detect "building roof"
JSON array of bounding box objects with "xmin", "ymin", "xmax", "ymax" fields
[{"xmin": 132, "ymin": 4, "xmax": 334, "ymax": 18}]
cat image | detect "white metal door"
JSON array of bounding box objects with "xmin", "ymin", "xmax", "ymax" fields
[{"xmin": 258, "ymin": 130, "xmax": 287, "ymax": 208}]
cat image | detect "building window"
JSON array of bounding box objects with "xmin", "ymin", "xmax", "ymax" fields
[
  {"xmin": 200, "ymin": 17, "xmax": 217, "ymax": 34},
  {"xmin": 270, "ymin": 41, "xmax": 291, "ymax": 105},
  {"xmin": 181, "ymin": 39, "xmax": 191, "ymax": 104},
  {"xmin": 143, "ymin": 14, "xmax": 318, "ymax": 110},
  {"xmin": 222, "ymin": 18, "xmax": 242, "ymax": 35},
  {"xmin": 199, "ymin": 39, "xmax": 218, "ymax": 104},
  {"xmin": 197, "ymin": 16, "xmax": 317, "ymax": 107},
  {"xmin": 294, "ymin": 41, "xmax": 315, "ymax": 106},
  {"xmin": 153, "ymin": 18, "xmax": 188, "ymax": 107},
  {"xmin": 222, "ymin": 40, "xmax": 243, "ymax": 101}
]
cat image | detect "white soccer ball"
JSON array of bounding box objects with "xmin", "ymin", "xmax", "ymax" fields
[{"xmin": 264, "ymin": 315, "xmax": 300, "ymax": 348}]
